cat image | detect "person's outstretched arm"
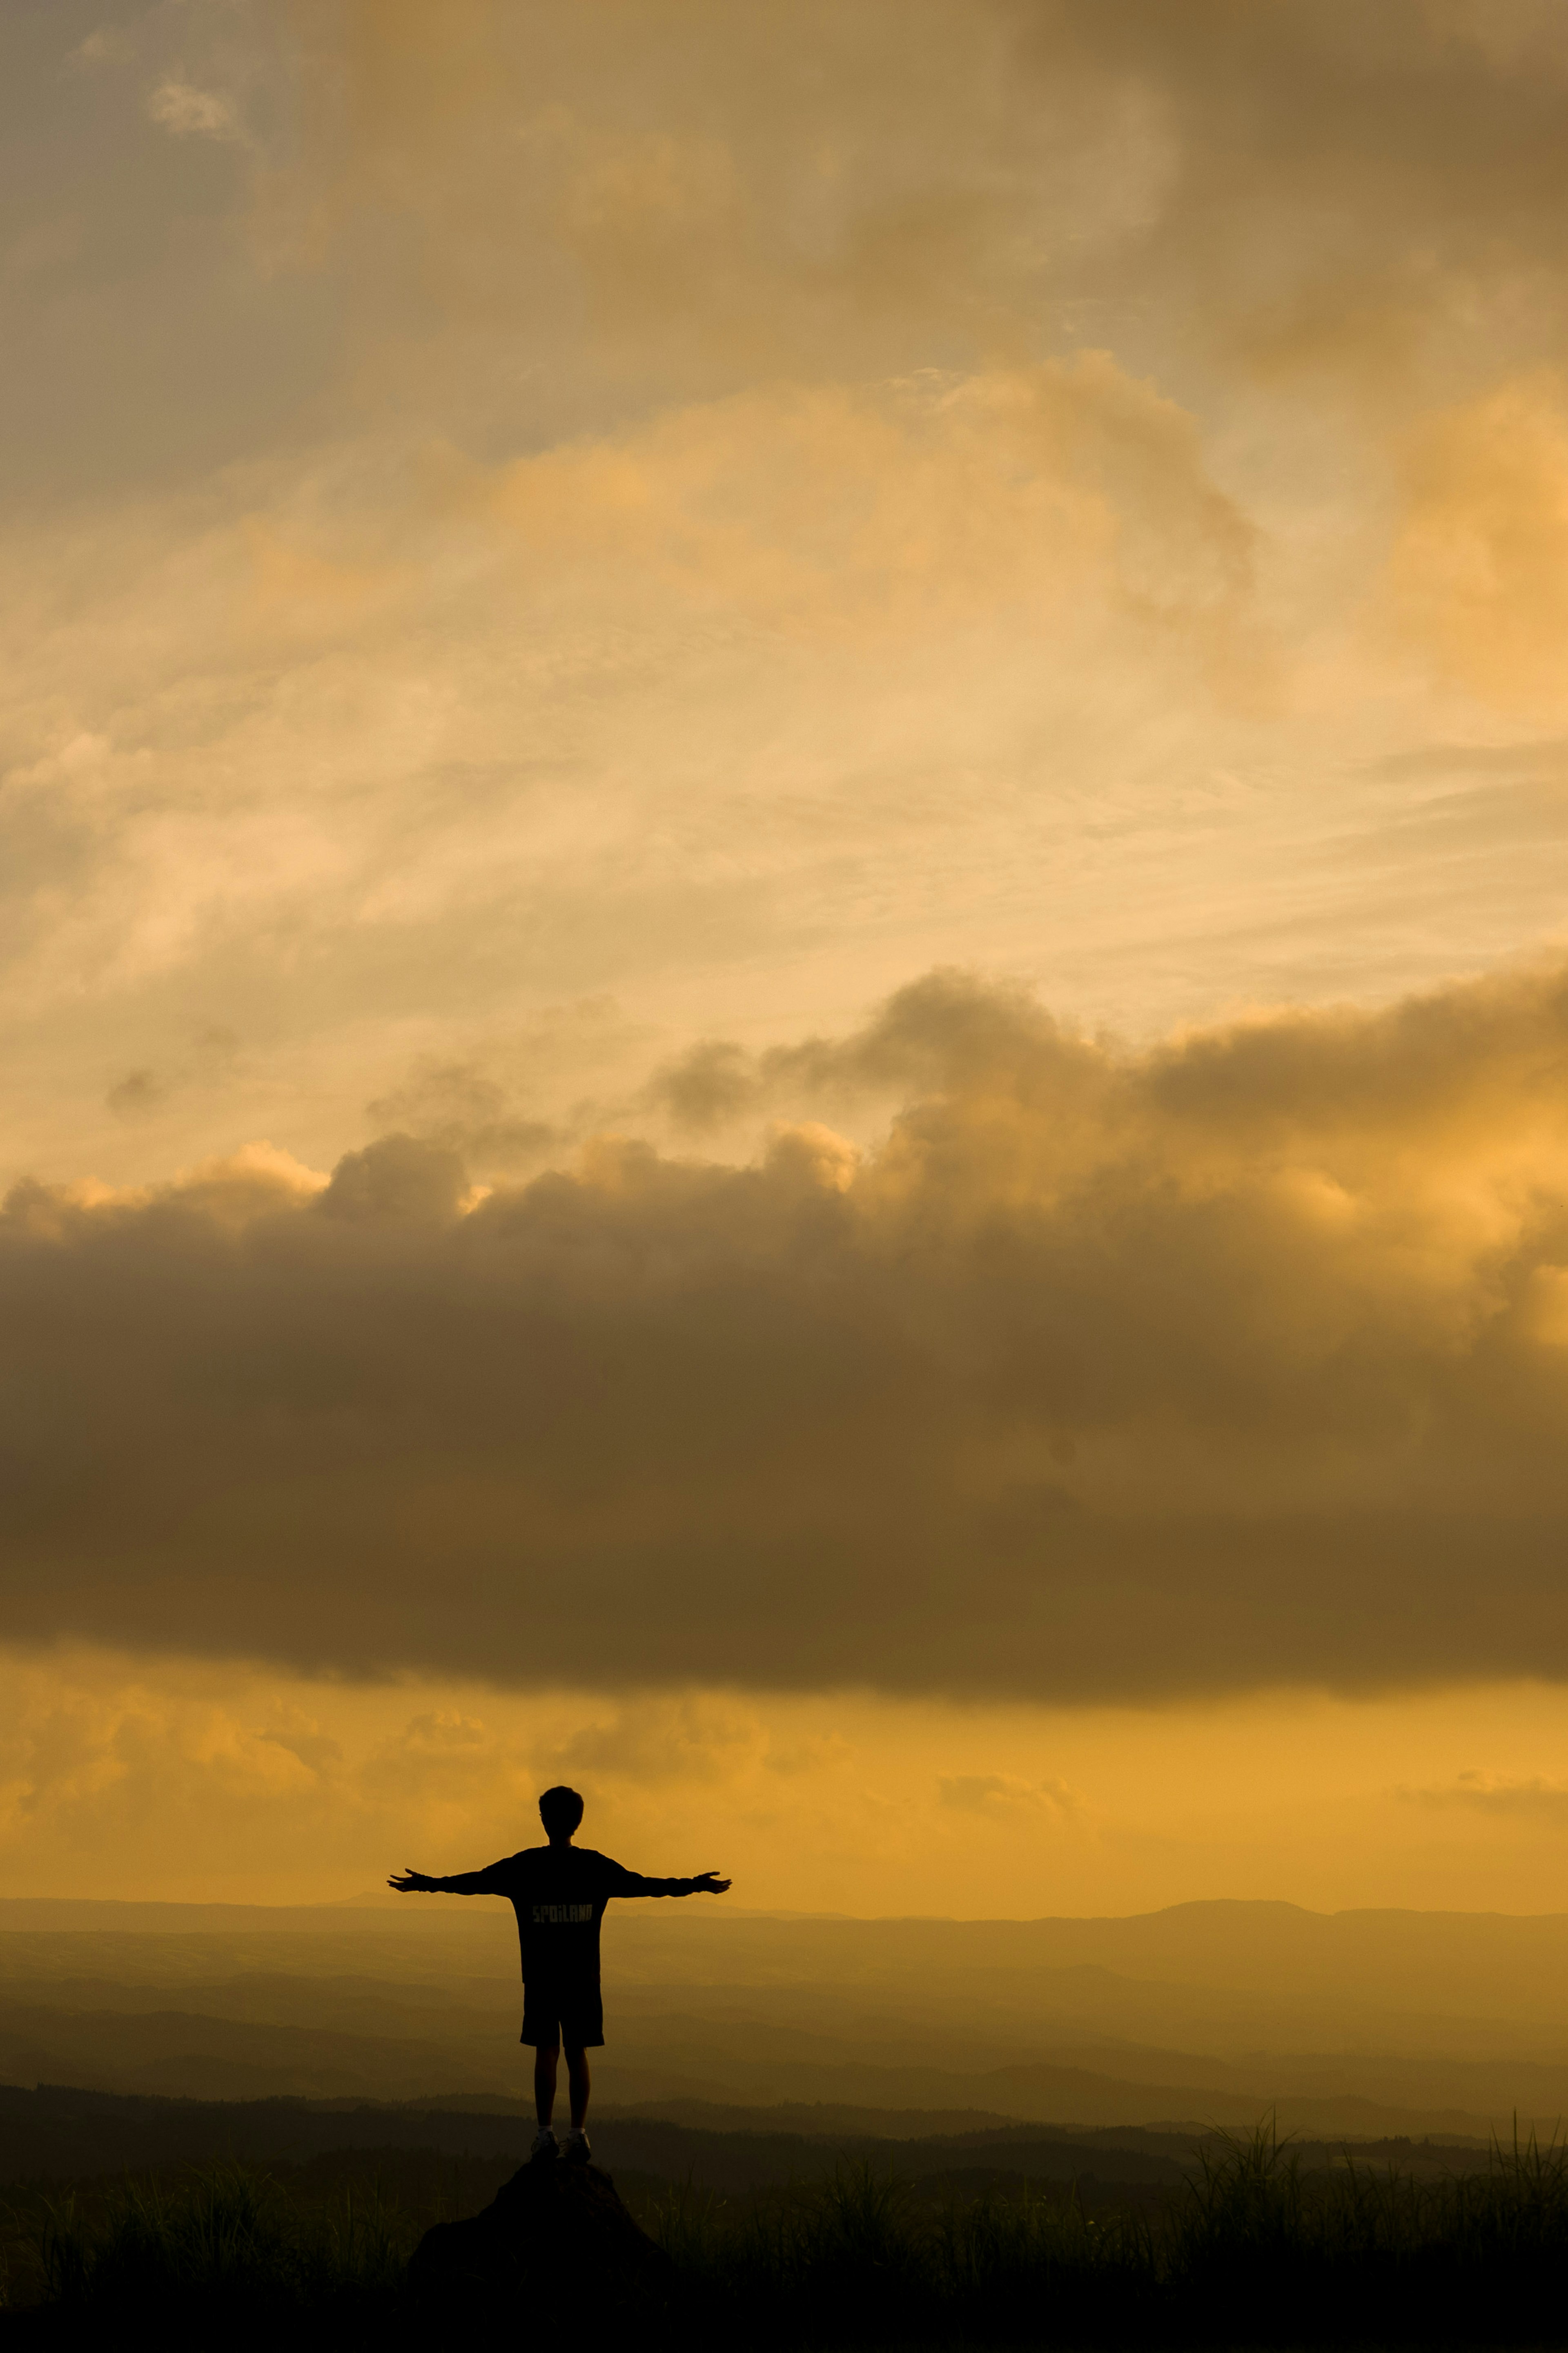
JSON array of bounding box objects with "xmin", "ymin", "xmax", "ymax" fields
[
  {"xmin": 388, "ymin": 1860, "xmax": 511, "ymax": 1896},
  {"xmin": 601, "ymin": 1863, "xmax": 731, "ymax": 1898}
]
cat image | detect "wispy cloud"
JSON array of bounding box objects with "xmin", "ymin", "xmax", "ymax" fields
[
  {"xmin": 937, "ymin": 1773, "xmax": 1081, "ymax": 1820},
  {"xmin": 146, "ymin": 79, "xmax": 248, "ymax": 145},
  {"xmin": 1401, "ymin": 1771, "xmax": 1568, "ymax": 1822}
]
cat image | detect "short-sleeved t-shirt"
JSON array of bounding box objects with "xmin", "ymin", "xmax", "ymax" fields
[{"xmin": 471, "ymin": 1845, "xmax": 680, "ymax": 1987}]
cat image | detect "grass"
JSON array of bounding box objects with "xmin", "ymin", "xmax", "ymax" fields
[
  {"xmin": 0, "ymin": 2159, "xmax": 419, "ymax": 2345},
  {"xmin": 644, "ymin": 2118, "xmax": 1568, "ymax": 2346},
  {"xmin": 4, "ymin": 2120, "xmax": 1568, "ymax": 2345}
]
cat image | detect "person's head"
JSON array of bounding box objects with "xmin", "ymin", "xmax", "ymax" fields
[{"xmin": 538, "ymin": 1785, "xmax": 585, "ymax": 1845}]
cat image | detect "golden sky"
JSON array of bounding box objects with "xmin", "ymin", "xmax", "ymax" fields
[{"xmin": 5, "ymin": 0, "xmax": 1568, "ymax": 1910}]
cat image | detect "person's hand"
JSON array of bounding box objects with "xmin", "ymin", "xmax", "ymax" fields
[
  {"xmin": 388, "ymin": 1868, "xmax": 437, "ymax": 1892},
  {"xmin": 690, "ymin": 1871, "xmax": 731, "ymax": 1894}
]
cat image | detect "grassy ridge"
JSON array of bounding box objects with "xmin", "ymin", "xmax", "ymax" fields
[{"xmin": 5, "ymin": 2123, "xmax": 1568, "ymax": 2345}]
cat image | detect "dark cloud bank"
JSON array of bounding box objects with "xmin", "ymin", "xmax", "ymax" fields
[{"xmin": 6, "ymin": 966, "xmax": 1568, "ymax": 1702}]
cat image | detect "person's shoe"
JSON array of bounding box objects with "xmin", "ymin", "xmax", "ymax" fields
[
  {"xmin": 529, "ymin": 2126, "xmax": 559, "ymax": 2162},
  {"xmin": 562, "ymin": 2127, "xmax": 592, "ymax": 2165}
]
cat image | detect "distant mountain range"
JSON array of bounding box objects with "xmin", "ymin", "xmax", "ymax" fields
[{"xmin": 3, "ymin": 1898, "xmax": 1567, "ymax": 2142}]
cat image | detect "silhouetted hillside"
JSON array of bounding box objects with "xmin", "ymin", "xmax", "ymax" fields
[{"xmin": 0, "ymin": 2081, "xmax": 1492, "ymax": 2199}]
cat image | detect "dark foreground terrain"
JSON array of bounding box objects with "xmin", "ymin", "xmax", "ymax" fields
[
  {"xmin": 0, "ymin": 2086, "xmax": 1563, "ymax": 2348},
  {"xmin": 0, "ymin": 2078, "xmax": 1495, "ymax": 2207}
]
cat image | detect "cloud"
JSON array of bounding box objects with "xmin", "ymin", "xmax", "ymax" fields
[
  {"xmin": 937, "ymin": 1773, "xmax": 1080, "ymax": 1820},
  {"xmin": 539, "ymin": 1696, "xmax": 764, "ymax": 1788},
  {"xmin": 646, "ymin": 970, "xmax": 1085, "ymax": 1133},
  {"xmin": 0, "ymin": 337, "xmax": 1280, "ymax": 1206},
  {"xmin": 8, "ymin": 962, "xmax": 1568, "ymax": 1704},
  {"xmin": 479, "ymin": 361, "xmax": 1260, "ymax": 676},
  {"xmin": 103, "ymin": 1032, "xmax": 239, "ymax": 1126},
  {"xmin": 24, "ymin": 0, "xmax": 1568, "ymax": 1217},
  {"xmin": 104, "ymin": 1030, "xmax": 241, "ymax": 1129},
  {"xmin": 283, "ymin": 0, "xmax": 1568, "ymax": 434},
  {"xmin": 363, "ymin": 1064, "xmax": 559, "ymax": 1173},
  {"xmin": 0, "ymin": 1652, "xmax": 855, "ymax": 1900},
  {"xmin": 146, "ymin": 80, "xmax": 247, "ymax": 145},
  {"xmin": 285, "ymin": 0, "xmax": 1180, "ymax": 406},
  {"xmin": 106, "ymin": 1068, "xmax": 170, "ymax": 1121},
  {"xmin": 1401, "ymin": 1771, "xmax": 1568, "ymax": 1822},
  {"xmin": 1388, "ymin": 372, "xmax": 1568, "ymax": 714},
  {"xmin": 13, "ymin": 3, "xmax": 1568, "ymax": 1790},
  {"xmin": 362, "ymin": 1006, "xmax": 640, "ymax": 1175},
  {"xmin": 71, "ymin": 30, "xmax": 127, "ymax": 72}
]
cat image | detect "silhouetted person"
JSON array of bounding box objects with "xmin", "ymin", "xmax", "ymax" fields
[{"xmin": 390, "ymin": 1785, "xmax": 730, "ymax": 2163}]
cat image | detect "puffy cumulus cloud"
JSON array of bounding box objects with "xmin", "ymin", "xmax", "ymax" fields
[
  {"xmin": 7, "ymin": 963, "xmax": 1568, "ymax": 1704},
  {"xmin": 360, "ymin": 1002, "xmax": 648, "ymax": 1178}
]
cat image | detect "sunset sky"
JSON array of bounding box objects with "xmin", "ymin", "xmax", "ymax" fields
[{"xmin": 6, "ymin": 0, "xmax": 1568, "ymax": 1913}]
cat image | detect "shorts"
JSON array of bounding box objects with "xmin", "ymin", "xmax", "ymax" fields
[{"xmin": 520, "ymin": 1982, "xmax": 605, "ymax": 2049}]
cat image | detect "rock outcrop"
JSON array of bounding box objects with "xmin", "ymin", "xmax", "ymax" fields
[{"xmin": 406, "ymin": 2155, "xmax": 674, "ymax": 2321}]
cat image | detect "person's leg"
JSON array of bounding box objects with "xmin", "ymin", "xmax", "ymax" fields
[
  {"xmin": 564, "ymin": 2041, "xmax": 591, "ymax": 2131},
  {"xmin": 534, "ymin": 2039, "xmax": 560, "ymax": 2127}
]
